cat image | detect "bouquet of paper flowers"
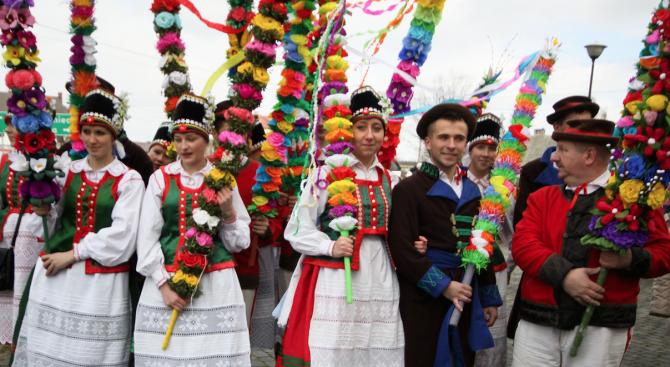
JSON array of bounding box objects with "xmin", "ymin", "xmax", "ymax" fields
[{"xmin": 570, "ymin": 2, "xmax": 670, "ymax": 355}]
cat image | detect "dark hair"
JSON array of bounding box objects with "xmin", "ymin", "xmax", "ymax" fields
[
  {"xmin": 426, "ymin": 111, "xmax": 465, "ymax": 137},
  {"xmin": 557, "ymin": 109, "xmax": 591, "ymax": 124},
  {"xmin": 213, "ymin": 100, "xmax": 234, "ymax": 133}
]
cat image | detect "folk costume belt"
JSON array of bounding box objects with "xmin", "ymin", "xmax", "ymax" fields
[{"xmin": 426, "ymin": 248, "xmax": 494, "ymax": 367}]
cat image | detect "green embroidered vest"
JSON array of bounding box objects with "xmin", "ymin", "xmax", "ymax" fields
[
  {"xmin": 304, "ymin": 167, "xmax": 394, "ymax": 271},
  {"xmin": 48, "ymin": 170, "xmax": 130, "ymax": 273},
  {"xmin": 0, "ymin": 154, "xmax": 33, "ymax": 240},
  {"xmin": 160, "ymin": 167, "xmax": 235, "ymax": 273}
]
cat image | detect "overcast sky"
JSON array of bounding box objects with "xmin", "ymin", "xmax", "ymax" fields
[{"xmin": 26, "ymin": 0, "xmax": 660, "ymax": 161}]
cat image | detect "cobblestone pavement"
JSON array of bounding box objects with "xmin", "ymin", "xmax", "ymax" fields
[{"xmin": 0, "ymin": 269, "xmax": 666, "ymax": 367}]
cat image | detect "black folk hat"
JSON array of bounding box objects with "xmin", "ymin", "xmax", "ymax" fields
[
  {"xmin": 551, "ymin": 119, "xmax": 620, "ymax": 146},
  {"xmin": 546, "ymin": 96, "xmax": 599, "ymax": 125},
  {"xmin": 171, "ymin": 92, "xmax": 212, "ymax": 139},
  {"xmin": 469, "ymin": 113, "xmax": 502, "ymax": 149},
  {"xmin": 151, "ymin": 121, "xmax": 172, "ymax": 150},
  {"xmin": 80, "ymin": 87, "xmax": 124, "ymax": 137},
  {"xmin": 250, "ymin": 120, "xmax": 267, "ymax": 152},
  {"xmin": 416, "ymin": 103, "xmax": 477, "ymax": 140},
  {"xmin": 349, "ymin": 86, "xmax": 391, "ymax": 127}
]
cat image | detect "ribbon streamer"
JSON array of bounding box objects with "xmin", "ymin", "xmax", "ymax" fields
[
  {"xmin": 349, "ymin": 0, "xmax": 406, "ymax": 15},
  {"xmin": 178, "ymin": 0, "xmax": 250, "ymax": 34},
  {"xmin": 200, "ymin": 51, "xmax": 247, "ymax": 96}
]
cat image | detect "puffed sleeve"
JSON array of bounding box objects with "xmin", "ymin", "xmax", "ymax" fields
[
  {"xmin": 74, "ymin": 170, "xmax": 145, "ymax": 267},
  {"xmin": 217, "ymin": 186, "xmax": 251, "ymax": 254},
  {"xmin": 136, "ymin": 169, "xmax": 170, "ymax": 287},
  {"xmin": 23, "ymin": 165, "xmax": 70, "ymax": 239},
  {"xmin": 284, "ymin": 169, "xmax": 333, "ymax": 257}
]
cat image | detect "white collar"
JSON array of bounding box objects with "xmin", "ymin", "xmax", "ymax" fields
[
  {"xmin": 349, "ymin": 153, "xmax": 385, "ymax": 173},
  {"xmin": 429, "ymin": 159, "xmax": 463, "ymax": 185},
  {"xmin": 70, "ymin": 156, "xmax": 127, "ymax": 177},
  {"xmin": 566, "ymin": 169, "xmax": 611, "ymax": 194},
  {"xmin": 165, "ymin": 159, "xmax": 213, "ymax": 177},
  {"xmin": 467, "ymin": 170, "xmax": 489, "ymax": 184}
]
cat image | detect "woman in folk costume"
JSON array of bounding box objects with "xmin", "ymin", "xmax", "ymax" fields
[
  {"xmin": 13, "ymin": 87, "xmax": 145, "ymax": 366},
  {"xmin": 277, "ymin": 87, "xmax": 404, "ymax": 366},
  {"xmin": 0, "ymin": 114, "xmax": 43, "ymax": 344},
  {"xmin": 133, "ymin": 93, "xmax": 252, "ymax": 366},
  {"xmin": 147, "ymin": 121, "xmax": 174, "ymax": 172}
]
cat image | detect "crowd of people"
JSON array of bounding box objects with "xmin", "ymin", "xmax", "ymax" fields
[{"xmin": 0, "ymin": 77, "xmax": 668, "ymax": 367}]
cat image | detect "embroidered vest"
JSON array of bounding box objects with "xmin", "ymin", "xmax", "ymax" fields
[
  {"xmin": 304, "ymin": 167, "xmax": 394, "ymax": 270},
  {"xmin": 48, "ymin": 170, "xmax": 130, "ymax": 274},
  {"xmin": 0, "ymin": 154, "xmax": 33, "ymax": 240},
  {"xmin": 159, "ymin": 167, "xmax": 235, "ymax": 273}
]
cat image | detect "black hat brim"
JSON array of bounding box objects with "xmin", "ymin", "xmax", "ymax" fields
[
  {"xmin": 551, "ymin": 131, "xmax": 620, "ymax": 146},
  {"xmin": 546, "ymin": 102, "xmax": 600, "ymax": 124},
  {"xmin": 416, "ymin": 103, "xmax": 477, "ymax": 140}
]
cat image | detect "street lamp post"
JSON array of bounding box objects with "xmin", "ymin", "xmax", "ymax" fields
[{"xmin": 585, "ymin": 42, "xmax": 607, "ymax": 98}]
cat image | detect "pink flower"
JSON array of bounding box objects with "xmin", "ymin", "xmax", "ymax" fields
[
  {"xmin": 224, "ymin": 106, "xmax": 254, "ymax": 124},
  {"xmin": 266, "ymin": 132, "xmax": 285, "ymax": 147},
  {"xmin": 252, "ymin": 90, "xmax": 263, "ymax": 101},
  {"xmin": 185, "ymin": 227, "xmax": 197, "ymax": 238},
  {"xmin": 218, "ymin": 131, "xmax": 246, "ymax": 146},
  {"xmin": 245, "ymin": 40, "xmax": 276, "ymax": 56},
  {"xmin": 4, "ymin": 69, "xmax": 14, "ymax": 89},
  {"xmin": 397, "ymin": 59, "xmax": 420, "ymax": 77},
  {"xmin": 235, "ymin": 84, "xmax": 255, "ymax": 99},
  {"xmin": 202, "ymin": 188, "xmax": 218, "ymax": 205},
  {"xmin": 0, "ymin": 29, "xmax": 13, "ymax": 45},
  {"xmin": 0, "ymin": 6, "xmax": 18, "ymax": 30},
  {"xmin": 645, "ymin": 111, "xmax": 658, "ymax": 126},
  {"xmin": 616, "ymin": 116, "xmax": 634, "ymax": 128},
  {"xmin": 16, "ymin": 30, "xmax": 36, "ymax": 49},
  {"xmin": 72, "ymin": 140, "xmax": 86, "ymax": 152},
  {"xmin": 16, "ymin": 8, "xmax": 35, "ymax": 29},
  {"xmin": 647, "ymin": 29, "xmax": 660, "ymax": 45},
  {"xmin": 196, "ymin": 232, "xmax": 214, "ymax": 247},
  {"xmin": 391, "ymin": 72, "xmax": 411, "ymax": 87},
  {"xmin": 156, "ymin": 33, "xmax": 185, "ymax": 54},
  {"xmin": 294, "ymin": 71, "xmax": 306, "ymax": 84}
]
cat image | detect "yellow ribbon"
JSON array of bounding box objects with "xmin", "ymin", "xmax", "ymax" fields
[{"xmin": 201, "ymin": 51, "xmax": 247, "ymax": 96}]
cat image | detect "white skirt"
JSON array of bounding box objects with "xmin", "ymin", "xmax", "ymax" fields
[
  {"xmin": 0, "ymin": 212, "xmax": 44, "ymax": 345},
  {"xmin": 281, "ymin": 235, "xmax": 405, "ymax": 366},
  {"xmin": 13, "ymin": 259, "xmax": 132, "ymax": 366},
  {"xmin": 133, "ymin": 267, "xmax": 251, "ymax": 367}
]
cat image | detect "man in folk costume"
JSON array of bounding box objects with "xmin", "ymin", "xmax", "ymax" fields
[
  {"xmin": 388, "ymin": 104, "xmax": 501, "ymax": 367},
  {"xmin": 511, "ymin": 119, "xmax": 670, "ymax": 366},
  {"xmin": 508, "ymin": 96, "xmax": 600, "ymax": 338},
  {"xmin": 210, "ymin": 101, "xmax": 283, "ymax": 348}
]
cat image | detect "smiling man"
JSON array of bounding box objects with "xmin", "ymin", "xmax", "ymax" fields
[{"xmin": 388, "ymin": 104, "xmax": 502, "ymax": 367}]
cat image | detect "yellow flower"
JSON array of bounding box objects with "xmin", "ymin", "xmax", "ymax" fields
[
  {"xmin": 490, "ymin": 177, "xmax": 511, "ymax": 198},
  {"xmin": 324, "ymin": 117, "xmax": 352, "ymax": 132},
  {"xmin": 327, "ymin": 180, "xmax": 356, "ymax": 194},
  {"xmin": 605, "ymin": 175, "xmax": 616, "ymax": 200},
  {"xmin": 625, "ymin": 101, "xmax": 639, "ymax": 114},
  {"xmin": 325, "ymin": 55, "xmax": 349, "ymax": 71},
  {"xmin": 262, "ymin": 149, "xmax": 282, "ymax": 162},
  {"xmin": 252, "ymin": 196, "xmax": 269, "ymax": 206},
  {"xmin": 227, "ymin": 172, "xmax": 237, "ymax": 188},
  {"xmin": 619, "ymin": 179, "xmax": 644, "ymax": 209},
  {"xmin": 648, "ymin": 182, "xmax": 667, "ymax": 210},
  {"xmin": 237, "ymin": 61, "xmax": 254, "ymax": 74},
  {"xmin": 277, "ymin": 120, "xmax": 293, "ymax": 133},
  {"xmin": 209, "ymin": 169, "xmax": 225, "ymax": 182},
  {"xmin": 184, "ymin": 274, "xmax": 199, "ymax": 287},
  {"xmin": 253, "ymin": 67, "xmax": 270, "ymax": 84},
  {"xmin": 251, "ymin": 14, "xmax": 285, "ymax": 40},
  {"xmin": 73, "ymin": 0, "xmax": 92, "ymax": 6},
  {"xmin": 173, "ymin": 270, "xmax": 187, "ymax": 283},
  {"xmin": 417, "ymin": 0, "xmax": 446, "ymax": 11},
  {"xmin": 2, "ymin": 45, "xmax": 24, "ymax": 67},
  {"xmin": 24, "ymin": 49, "xmax": 40, "ymax": 64},
  {"xmin": 291, "ymin": 34, "xmax": 308, "ymax": 46},
  {"xmin": 647, "ymin": 94, "xmax": 669, "ymax": 112},
  {"xmin": 320, "ymin": 2, "xmax": 337, "ymax": 14}
]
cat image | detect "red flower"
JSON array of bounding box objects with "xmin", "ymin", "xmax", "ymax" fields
[
  {"xmin": 150, "ymin": 0, "xmax": 180, "ymax": 12},
  {"xmin": 13, "ymin": 134, "xmax": 23, "ymax": 150},
  {"xmin": 327, "ymin": 45, "xmax": 348, "ymax": 58},
  {"xmin": 176, "ymin": 250, "xmax": 208, "ymax": 269},
  {"xmin": 203, "ymin": 188, "xmax": 218, "ymax": 205},
  {"xmin": 258, "ymin": 205, "xmax": 271, "ymax": 214},
  {"xmin": 165, "ymin": 96, "xmax": 179, "ymax": 112},
  {"xmin": 40, "ymin": 129, "xmax": 55, "ymax": 150},
  {"xmin": 656, "ymin": 138, "xmax": 670, "ymax": 170},
  {"xmin": 649, "ymin": 59, "xmax": 670, "ymax": 95},
  {"xmin": 230, "ymin": 7, "xmax": 246, "ymax": 22},
  {"xmin": 271, "ymin": 111, "xmax": 285, "ymax": 123},
  {"xmin": 296, "ymin": 9, "xmax": 312, "ymax": 19},
  {"xmin": 245, "ymin": 11, "xmax": 255, "ymax": 23},
  {"xmin": 327, "ymin": 167, "xmax": 356, "ymax": 183},
  {"xmin": 624, "ymin": 204, "xmax": 644, "ymax": 232},
  {"xmin": 623, "ymin": 126, "xmax": 665, "ymax": 155},
  {"xmin": 212, "ymin": 147, "xmax": 224, "ymax": 162},
  {"xmin": 596, "ymin": 196, "xmax": 624, "ymax": 225},
  {"xmin": 382, "ymin": 134, "xmax": 400, "ymax": 149},
  {"xmin": 322, "ymin": 105, "xmax": 352, "ymax": 120},
  {"xmin": 273, "ymin": 2, "xmax": 288, "ymax": 15},
  {"xmin": 623, "ymin": 90, "xmax": 643, "ymax": 107},
  {"xmin": 509, "ymin": 124, "xmax": 530, "ymax": 144},
  {"xmin": 24, "ymin": 133, "xmax": 45, "ymax": 154},
  {"xmin": 655, "ymin": 9, "xmax": 670, "ymax": 22}
]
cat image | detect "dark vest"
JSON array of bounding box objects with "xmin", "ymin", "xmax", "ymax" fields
[
  {"xmin": 48, "ymin": 169, "xmax": 130, "ymax": 273},
  {"xmin": 0, "ymin": 154, "xmax": 34, "ymax": 240},
  {"xmin": 303, "ymin": 167, "xmax": 394, "ymax": 270},
  {"xmin": 159, "ymin": 167, "xmax": 234, "ymax": 273}
]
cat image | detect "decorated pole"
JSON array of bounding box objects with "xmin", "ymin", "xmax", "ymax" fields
[
  {"xmin": 570, "ymin": 2, "xmax": 670, "ymax": 356},
  {"xmin": 450, "ymin": 44, "xmax": 558, "ymax": 326},
  {"xmin": 1, "ymin": 0, "xmax": 65, "ymax": 253}
]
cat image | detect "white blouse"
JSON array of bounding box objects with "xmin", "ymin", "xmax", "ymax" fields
[
  {"xmin": 26, "ymin": 157, "xmax": 145, "ymax": 266},
  {"xmin": 285, "ymin": 154, "xmax": 399, "ymax": 257},
  {"xmin": 136, "ymin": 159, "xmax": 251, "ymax": 288}
]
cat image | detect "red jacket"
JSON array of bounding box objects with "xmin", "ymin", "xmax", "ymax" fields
[
  {"xmin": 233, "ymin": 160, "xmax": 283, "ymax": 289},
  {"xmin": 513, "ymin": 185, "xmax": 670, "ymax": 329}
]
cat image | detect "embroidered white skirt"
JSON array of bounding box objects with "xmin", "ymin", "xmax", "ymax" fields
[{"xmin": 133, "ymin": 267, "xmax": 251, "ymax": 367}]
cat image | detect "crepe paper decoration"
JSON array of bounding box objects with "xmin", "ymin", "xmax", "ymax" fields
[
  {"xmin": 348, "ymin": 0, "xmax": 406, "ymax": 16},
  {"xmin": 152, "ymin": 0, "xmax": 192, "ymax": 121},
  {"xmin": 200, "ymin": 51, "xmax": 247, "ymax": 96},
  {"xmin": 223, "ymin": 0, "xmax": 254, "ymax": 87},
  {"xmin": 177, "ymin": 0, "xmax": 252, "ymax": 34},
  {"xmin": 1, "ymin": 0, "xmax": 67, "ymax": 255},
  {"xmin": 67, "ymin": 0, "xmax": 97, "ymax": 159},
  {"xmin": 450, "ymin": 42, "xmax": 558, "ymax": 327},
  {"xmin": 571, "ymin": 1, "xmax": 670, "ymax": 356}
]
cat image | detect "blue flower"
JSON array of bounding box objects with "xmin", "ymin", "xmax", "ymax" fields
[
  {"xmin": 280, "ymin": 103, "xmax": 295, "ymax": 114},
  {"xmin": 286, "ymin": 51, "xmax": 304, "ymax": 63},
  {"xmin": 255, "ymin": 172, "xmax": 272, "ymax": 183},
  {"xmin": 155, "ymin": 12, "xmax": 175, "ymax": 29},
  {"xmin": 38, "ymin": 111, "xmax": 52, "ymax": 129},
  {"xmin": 398, "ymin": 46, "xmax": 416, "ymax": 61},
  {"xmin": 15, "ymin": 114, "xmax": 39, "ymax": 134},
  {"xmin": 623, "ymin": 126, "xmax": 637, "ymax": 135},
  {"xmin": 174, "ymin": 14, "xmax": 182, "ymax": 29},
  {"xmin": 283, "ymin": 136, "xmax": 291, "ymax": 147},
  {"xmin": 402, "ymin": 35, "xmax": 422, "ymax": 51},
  {"xmin": 409, "ymin": 25, "xmax": 432, "ymax": 44},
  {"xmin": 620, "ymin": 154, "xmax": 645, "ymax": 180},
  {"xmin": 613, "ymin": 127, "xmax": 624, "ymax": 137}
]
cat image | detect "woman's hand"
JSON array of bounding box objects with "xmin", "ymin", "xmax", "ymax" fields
[
  {"xmin": 41, "ymin": 250, "xmax": 75, "ymax": 276},
  {"xmin": 159, "ymin": 283, "xmax": 190, "ymax": 311},
  {"xmin": 332, "ymin": 236, "xmax": 354, "ymax": 258},
  {"xmin": 251, "ymin": 216, "xmax": 271, "ymax": 238},
  {"xmin": 32, "ymin": 203, "xmax": 50, "ymax": 217},
  {"xmin": 217, "ymin": 187, "xmax": 235, "ymax": 218}
]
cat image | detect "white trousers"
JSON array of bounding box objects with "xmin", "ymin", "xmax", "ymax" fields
[{"xmin": 512, "ymin": 319, "xmax": 632, "ymax": 367}]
